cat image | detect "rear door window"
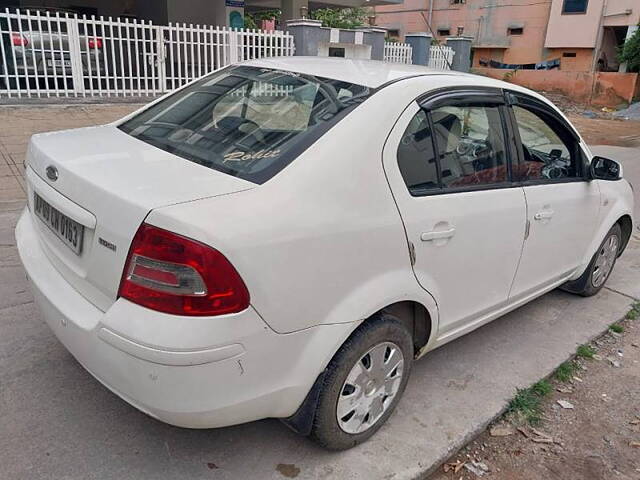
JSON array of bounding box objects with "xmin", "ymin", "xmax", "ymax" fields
[
  {"xmin": 119, "ymin": 66, "xmax": 372, "ymax": 184},
  {"xmin": 397, "ymin": 99, "xmax": 512, "ymax": 195}
]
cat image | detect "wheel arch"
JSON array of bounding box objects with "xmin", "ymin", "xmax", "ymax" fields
[
  {"xmin": 617, "ymin": 214, "xmax": 632, "ymax": 257},
  {"xmin": 281, "ymin": 298, "xmax": 437, "ymax": 436}
]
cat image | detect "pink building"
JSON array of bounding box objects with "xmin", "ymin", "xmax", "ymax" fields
[
  {"xmin": 545, "ymin": 0, "xmax": 639, "ymax": 72},
  {"xmin": 375, "ymin": 0, "xmax": 639, "ymax": 72}
]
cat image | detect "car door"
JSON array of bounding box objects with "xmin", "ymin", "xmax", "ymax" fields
[
  {"xmin": 383, "ymin": 90, "xmax": 527, "ymax": 338},
  {"xmin": 506, "ymin": 92, "xmax": 601, "ymax": 300}
]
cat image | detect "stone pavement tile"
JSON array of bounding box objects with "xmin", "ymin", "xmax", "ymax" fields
[
  {"xmin": 0, "ymin": 265, "xmax": 30, "ymax": 311},
  {"xmin": 0, "ymin": 135, "xmax": 29, "ymax": 146},
  {"xmin": 8, "ymin": 154, "xmax": 25, "ymax": 167},
  {"xmin": 0, "ymin": 184, "xmax": 26, "ymax": 202},
  {"xmin": 0, "ymin": 164, "xmax": 14, "ymax": 176},
  {"xmin": 3, "ymin": 143, "xmax": 28, "ymax": 155}
]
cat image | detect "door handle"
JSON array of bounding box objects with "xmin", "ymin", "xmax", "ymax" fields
[
  {"xmin": 533, "ymin": 210, "xmax": 554, "ymax": 221},
  {"xmin": 421, "ymin": 227, "xmax": 456, "ymax": 242}
]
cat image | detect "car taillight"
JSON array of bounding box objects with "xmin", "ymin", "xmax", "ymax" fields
[
  {"xmin": 118, "ymin": 224, "xmax": 249, "ymax": 316},
  {"xmin": 11, "ymin": 33, "xmax": 28, "ymax": 47},
  {"xmin": 88, "ymin": 37, "xmax": 103, "ymax": 49}
]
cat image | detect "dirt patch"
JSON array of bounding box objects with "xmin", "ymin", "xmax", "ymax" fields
[
  {"xmin": 430, "ymin": 310, "xmax": 640, "ymax": 480},
  {"xmin": 568, "ymin": 116, "xmax": 640, "ymax": 149}
]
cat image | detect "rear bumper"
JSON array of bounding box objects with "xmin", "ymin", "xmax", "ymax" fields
[{"xmin": 16, "ymin": 208, "xmax": 351, "ymax": 428}]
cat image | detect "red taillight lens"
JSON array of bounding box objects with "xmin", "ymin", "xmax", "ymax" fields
[
  {"xmin": 88, "ymin": 37, "xmax": 103, "ymax": 49},
  {"xmin": 118, "ymin": 224, "xmax": 250, "ymax": 316},
  {"xmin": 11, "ymin": 33, "xmax": 28, "ymax": 47}
]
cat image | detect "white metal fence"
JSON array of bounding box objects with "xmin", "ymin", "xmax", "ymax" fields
[
  {"xmin": 0, "ymin": 8, "xmax": 295, "ymax": 99},
  {"xmin": 429, "ymin": 45, "xmax": 454, "ymax": 70},
  {"xmin": 383, "ymin": 42, "xmax": 412, "ymax": 64}
]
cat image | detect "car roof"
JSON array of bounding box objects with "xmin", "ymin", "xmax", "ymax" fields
[
  {"xmin": 243, "ymin": 56, "xmax": 475, "ymax": 89},
  {"xmin": 242, "ymin": 56, "xmax": 561, "ymax": 114}
]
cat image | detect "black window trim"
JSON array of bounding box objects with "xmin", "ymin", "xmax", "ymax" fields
[
  {"xmin": 505, "ymin": 89, "xmax": 589, "ymax": 186},
  {"xmin": 401, "ymin": 87, "xmax": 520, "ymax": 198}
]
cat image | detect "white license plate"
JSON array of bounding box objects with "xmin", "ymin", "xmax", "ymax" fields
[
  {"xmin": 47, "ymin": 59, "xmax": 71, "ymax": 68},
  {"xmin": 34, "ymin": 193, "xmax": 84, "ymax": 255}
]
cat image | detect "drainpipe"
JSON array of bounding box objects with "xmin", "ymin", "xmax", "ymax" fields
[
  {"xmin": 590, "ymin": 0, "xmax": 608, "ymax": 72},
  {"xmin": 428, "ymin": 0, "xmax": 433, "ymax": 26}
]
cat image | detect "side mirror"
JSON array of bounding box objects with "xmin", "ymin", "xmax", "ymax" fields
[{"xmin": 590, "ymin": 156, "xmax": 622, "ymax": 181}]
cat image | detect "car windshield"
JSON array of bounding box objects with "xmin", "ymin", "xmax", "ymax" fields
[{"xmin": 119, "ymin": 65, "xmax": 373, "ymax": 184}]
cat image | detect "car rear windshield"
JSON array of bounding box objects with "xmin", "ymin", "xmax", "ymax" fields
[{"xmin": 119, "ymin": 66, "xmax": 373, "ymax": 184}]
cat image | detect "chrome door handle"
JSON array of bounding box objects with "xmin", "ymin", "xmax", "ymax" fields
[
  {"xmin": 421, "ymin": 227, "xmax": 456, "ymax": 242},
  {"xmin": 533, "ymin": 210, "xmax": 554, "ymax": 221}
]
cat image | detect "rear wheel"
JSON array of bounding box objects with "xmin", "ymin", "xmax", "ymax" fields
[
  {"xmin": 309, "ymin": 314, "xmax": 413, "ymax": 450},
  {"xmin": 562, "ymin": 224, "xmax": 622, "ymax": 297}
]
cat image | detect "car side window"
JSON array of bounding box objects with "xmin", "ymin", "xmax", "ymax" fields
[
  {"xmin": 397, "ymin": 110, "xmax": 439, "ymax": 194},
  {"xmin": 431, "ymin": 104, "xmax": 508, "ymax": 188},
  {"xmin": 512, "ymin": 105, "xmax": 580, "ymax": 181}
]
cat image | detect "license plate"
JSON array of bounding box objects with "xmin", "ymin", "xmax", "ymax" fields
[
  {"xmin": 47, "ymin": 59, "xmax": 71, "ymax": 68},
  {"xmin": 34, "ymin": 193, "xmax": 84, "ymax": 255}
]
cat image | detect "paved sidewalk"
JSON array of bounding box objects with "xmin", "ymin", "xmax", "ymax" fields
[
  {"xmin": 0, "ymin": 106, "xmax": 638, "ymax": 480},
  {"xmin": 0, "ymin": 104, "xmax": 140, "ymax": 203}
]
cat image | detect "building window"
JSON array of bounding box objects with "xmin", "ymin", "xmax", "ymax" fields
[
  {"xmin": 438, "ymin": 29, "xmax": 451, "ymax": 36},
  {"xmin": 387, "ymin": 29, "xmax": 400, "ymax": 41},
  {"xmin": 451, "ymin": 0, "xmax": 466, "ymax": 4},
  {"xmin": 562, "ymin": 52, "xmax": 577, "ymax": 57},
  {"xmin": 562, "ymin": 0, "xmax": 588, "ymax": 14},
  {"xmin": 508, "ymin": 27, "xmax": 523, "ymax": 35}
]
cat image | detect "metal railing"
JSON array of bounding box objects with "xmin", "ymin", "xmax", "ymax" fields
[{"xmin": 0, "ymin": 8, "xmax": 295, "ymax": 98}]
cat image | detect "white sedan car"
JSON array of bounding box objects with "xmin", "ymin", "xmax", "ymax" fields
[{"xmin": 16, "ymin": 57, "xmax": 633, "ymax": 450}]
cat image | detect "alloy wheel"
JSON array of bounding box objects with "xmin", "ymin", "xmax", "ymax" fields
[
  {"xmin": 336, "ymin": 342, "xmax": 405, "ymax": 434},
  {"xmin": 592, "ymin": 234, "xmax": 619, "ymax": 288}
]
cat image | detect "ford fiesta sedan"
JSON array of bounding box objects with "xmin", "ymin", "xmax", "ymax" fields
[{"xmin": 16, "ymin": 57, "xmax": 634, "ymax": 450}]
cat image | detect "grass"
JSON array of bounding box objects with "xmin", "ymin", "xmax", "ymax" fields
[
  {"xmin": 508, "ymin": 380, "xmax": 552, "ymax": 425},
  {"xmin": 576, "ymin": 344, "xmax": 596, "ymax": 359},
  {"xmin": 609, "ymin": 323, "xmax": 624, "ymax": 334},
  {"xmin": 625, "ymin": 301, "xmax": 640, "ymax": 320},
  {"xmin": 554, "ymin": 361, "xmax": 579, "ymax": 382}
]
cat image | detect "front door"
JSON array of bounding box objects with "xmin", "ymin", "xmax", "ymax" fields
[
  {"xmin": 383, "ymin": 93, "xmax": 527, "ymax": 337},
  {"xmin": 506, "ymin": 94, "xmax": 601, "ymax": 300}
]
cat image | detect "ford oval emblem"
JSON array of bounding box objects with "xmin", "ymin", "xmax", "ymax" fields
[{"xmin": 45, "ymin": 165, "xmax": 58, "ymax": 182}]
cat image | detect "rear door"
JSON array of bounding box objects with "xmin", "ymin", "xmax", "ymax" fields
[
  {"xmin": 383, "ymin": 90, "xmax": 527, "ymax": 337},
  {"xmin": 506, "ymin": 92, "xmax": 600, "ymax": 299}
]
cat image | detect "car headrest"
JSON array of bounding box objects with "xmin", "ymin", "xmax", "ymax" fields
[{"xmin": 431, "ymin": 111, "xmax": 461, "ymax": 153}]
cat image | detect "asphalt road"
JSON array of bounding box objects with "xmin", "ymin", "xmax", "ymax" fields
[{"xmin": 1, "ymin": 145, "xmax": 638, "ymax": 480}]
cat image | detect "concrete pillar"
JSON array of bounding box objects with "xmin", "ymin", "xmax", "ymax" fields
[
  {"xmin": 619, "ymin": 25, "xmax": 639, "ymax": 73},
  {"xmin": 282, "ymin": 0, "xmax": 309, "ymax": 24},
  {"xmin": 285, "ymin": 19, "xmax": 325, "ymax": 57},
  {"xmin": 360, "ymin": 27, "xmax": 387, "ymax": 61},
  {"xmin": 445, "ymin": 36, "xmax": 473, "ymax": 73},
  {"xmin": 404, "ymin": 32, "xmax": 432, "ymax": 67}
]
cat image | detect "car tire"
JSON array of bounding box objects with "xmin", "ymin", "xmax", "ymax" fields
[
  {"xmin": 562, "ymin": 223, "xmax": 622, "ymax": 297},
  {"xmin": 309, "ymin": 314, "xmax": 413, "ymax": 450}
]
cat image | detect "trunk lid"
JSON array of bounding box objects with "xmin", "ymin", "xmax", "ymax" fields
[{"xmin": 26, "ymin": 125, "xmax": 254, "ymax": 312}]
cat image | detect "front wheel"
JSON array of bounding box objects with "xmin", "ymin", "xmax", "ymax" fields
[
  {"xmin": 309, "ymin": 314, "xmax": 413, "ymax": 450},
  {"xmin": 562, "ymin": 223, "xmax": 622, "ymax": 297}
]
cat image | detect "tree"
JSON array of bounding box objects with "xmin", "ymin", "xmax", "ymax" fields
[
  {"xmin": 618, "ymin": 26, "xmax": 640, "ymax": 72},
  {"xmin": 310, "ymin": 8, "xmax": 370, "ymax": 29},
  {"xmin": 244, "ymin": 9, "xmax": 281, "ymax": 30}
]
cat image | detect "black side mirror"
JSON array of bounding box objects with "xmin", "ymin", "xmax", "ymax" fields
[{"xmin": 590, "ymin": 156, "xmax": 622, "ymax": 181}]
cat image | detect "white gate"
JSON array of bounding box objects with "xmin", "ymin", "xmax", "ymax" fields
[
  {"xmin": 383, "ymin": 42, "xmax": 412, "ymax": 64},
  {"xmin": 0, "ymin": 9, "xmax": 295, "ymax": 99},
  {"xmin": 429, "ymin": 45, "xmax": 454, "ymax": 70}
]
